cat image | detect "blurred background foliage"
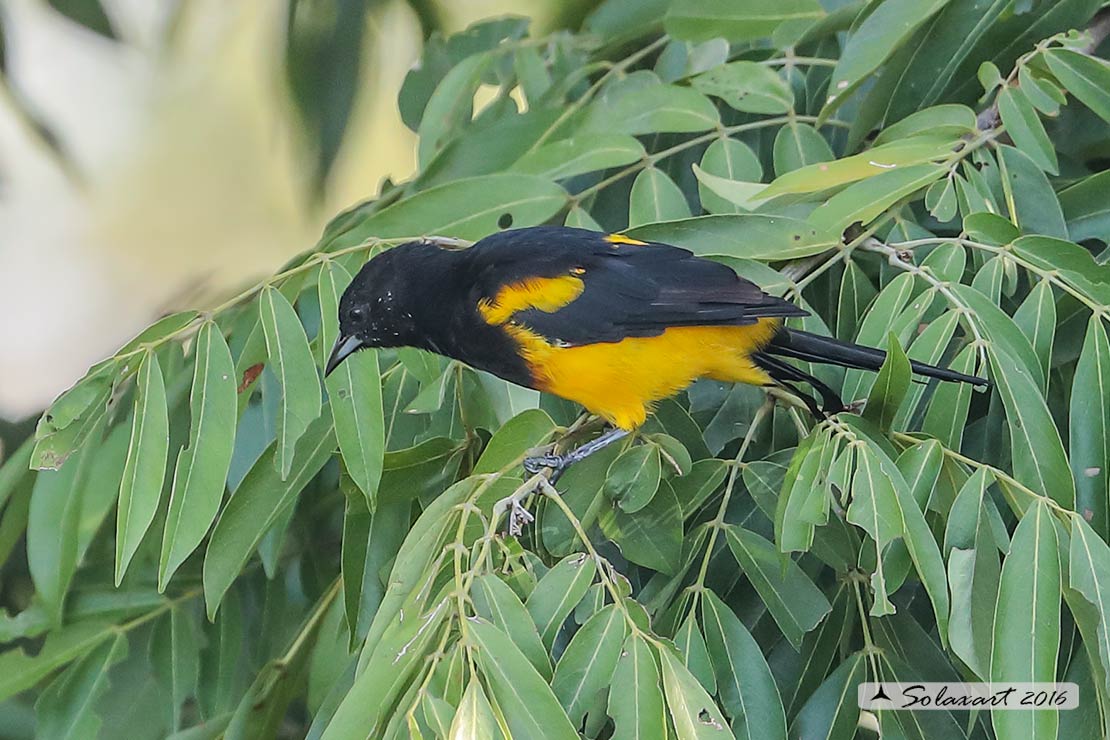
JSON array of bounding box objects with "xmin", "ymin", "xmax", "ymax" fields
[
  {"xmin": 4, "ymin": 0, "xmax": 1110, "ymax": 738},
  {"xmin": 0, "ymin": 0, "xmax": 573, "ymax": 430}
]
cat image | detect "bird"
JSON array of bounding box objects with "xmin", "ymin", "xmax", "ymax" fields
[{"xmin": 325, "ymin": 226, "xmax": 987, "ymax": 474}]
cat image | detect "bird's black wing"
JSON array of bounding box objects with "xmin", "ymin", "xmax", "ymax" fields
[{"xmin": 469, "ymin": 227, "xmax": 807, "ymax": 346}]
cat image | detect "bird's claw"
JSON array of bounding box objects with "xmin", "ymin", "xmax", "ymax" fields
[{"xmin": 523, "ymin": 454, "xmax": 566, "ymax": 476}]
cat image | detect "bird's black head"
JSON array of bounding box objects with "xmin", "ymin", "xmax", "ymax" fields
[{"xmin": 325, "ymin": 242, "xmax": 438, "ymax": 376}]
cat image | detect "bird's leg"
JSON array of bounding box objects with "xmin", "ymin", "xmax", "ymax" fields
[{"xmin": 523, "ymin": 428, "xmax": 629, "ymax": 482}]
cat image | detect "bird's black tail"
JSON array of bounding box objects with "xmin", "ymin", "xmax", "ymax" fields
[{"xmin": 755, "ymin": 328, "xmax": 988, "ymax": 417}]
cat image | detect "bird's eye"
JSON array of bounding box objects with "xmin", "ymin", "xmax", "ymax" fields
[{"xmin": 348, "ymin": 306, "xmax": 366, "ymax": 323}]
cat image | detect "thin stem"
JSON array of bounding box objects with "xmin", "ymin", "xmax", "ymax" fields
[{"xmin": 690, "ymin": 402, "xmax": 771, "ymax": 606}]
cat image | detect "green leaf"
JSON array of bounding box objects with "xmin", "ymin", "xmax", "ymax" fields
[
  {"xmin": 159, "ymin": 322, "xmax": 237, "ymax": 590},
  {"xmin": 864, "ymin": 333, "xmax": 911, "ymax": 430},
  {"xmin": 922, "ymin": 344, "xmax": 979, "ymax": 451},
  {"xmin": 33, "ymin": 359, "xmax": 116, "ymax": 469},
  {"xmin": 848, "ymin": 443, "xmax": 906, "ymax": 616},
  {"xmin": 701, "ymin": 591, "xmax": 786, "ymax": 740},
  {"xmin": 988, "ymin": 345, "xmax": 1075, "ymax": 509},
  {"xmin": 696, "ymin": 138, "xmax": 762, "ymax": 215},
  {"xmin": 34, "ymin": 633, "xmax": 127, "ymax": 740},
  {"xmin": 761, "ymin": 136, "xmax": 955, "ymax": 199},
  {"xmin": 1045, "ymin": 48, "xmax": 1110, "ymax": 125},
  {"xmin": 599, "ymin": 479, "xmax": 683, "ymax": 573},
  {"xmin": 605, "ymin": 443, "xmax": 662, "ymax": 513},
  {"xmin": 893, "ymin": 442, "xmax": 950, "ymax": 644},
  {"xmin": 950, "ymin": 282, "xmax": 1044, "ymax": 388},
  {"xmin": 415, "ymin": 52, "xmax": 491, "ymax": 168},
  {"xmin": 821, "ymin": 0, "xmax": 954, "ymax": 121},
  {"xmin": 319, "ymin": 261, "xmax": 384, "ymax": 505},
  {"xmin": 997, "ymin": 144, "xmax": 1067, "ymax": 239},
  {"xmin": 1013, "ymin": 280, "xmax": 1056, "ymax": 395},
  {"xmin": 526, "ymin": 553, "xmax": 597, "ymax": 650},
  {"xmin": 672, "ymin": 458, "xmax": 727, "ymax": 518},
  {"xmin": 323, "ymin": 174, "xmax": 568, "ymax": 249},
  {"xmin": 473, "ymin": 408, "xmax": 555, "ymax": 474},
  {"xmin": 664, "ymin": 0, "xmax": 824, "ymax": 43},
  {"xmin": 627, "ymin": 214, "xmax": 837, "ymax": 261},
  {"xmin": 29, "ymin": 434, "xmax": 94, "ymax": 624},
  {"xmin": 449, "ymin": 678, "xmax": 503, "ymax": 740},
  {"xmin": 674, "ymin": 613, "xmax": 716, "ymax": 694},
  {"xmin": 946, "ymin": 471, "xmax": 1002, "ymax": 678},
  {"xmin": 511, "ymin": 134, "xmax": 645, "ymax": 180},
  {"xmin": 259, "ymin": 285, "xmax": 322, "ymax": 480},
  {"xmin": 691, "ymin": 62, "xmax": 792, "ymax": 114},
  {"xmin": 773, "ymin": 430, "xmax": 830, "ymax": 554},
  {"xmin": 896, "ymin": 310, "xmax": 961, "ymax": 427},
  {"xmin": 924, "ymin": 176, "xmax": 958, "ymax": 222},
  {"xmin": 808, "ymin": 163, "xmax": 946, "ymax": 234},
  {"xmin": 1068, "ymin": 514, "xmax": 1110, "ymax": 700},
  {"xmin": 472, "ymin": 574, "xmax": 552, "ymax": 679},
  {"xmin": 580, "ymin": 83, "xmax": 720, "ymax": 135},
  {"xmin": 1072, "ymin": 317, "xmax": 1110, "ymax": 538},
  {"xmin": 872, "ymin": 104, "xmax": 977, "ymax": 146},
  {"xmin": 691, "ymin": 166, "xmax": 769, "ymax": 212},
  {"xmin": 629, "ymin": 168, "xmax": 692, "ymax": 227},
  {"xmin": 552, "ymin": 604, "xmax": 628, "ymax": 726},
  {"xmin": 724, "ymin": 525, "xmax": 831, "ymax": 648},
  {"xmin": 151, "ymin": 607, "xmax": 201, "ymax": 731},
  {"xmin": 790, "ymin": 653, "xmax": 866, "ymax": 739},
  {"xmin": 997, "ymin": 86, "xmax": 1058, "ymax": 174},
  {"xmin": 1012, "ymin": 235, "xmax": 1110, "ymax": 308},
  {"xmin": 358, "ymin": 478, "xmax": 474, "ymax": 669},
  {"xmin": 842, "ymin": 273, "xmax": 915, "ymax": 402},
  {"xmin": 203, "ymin": 409, "xmax": 335, "ymax": 619},
  {"xmin": 1019, "ymin": 66, "xmax": 1064, "ymax": 116},
  {"xmin": 115, "ymin": 350, "xmax": 169, "ymax": 585},
  {"xmin": 991, "ymin": 500, "xmax": 1061, "ymax": 740},
  {"xmin": 658, "ymin": 646, "xmax": 733, "ymax": 739},
  {"xmin": 322, "ymin": 595, "xmax": 449, "ymax": 738},
  {"xmin": 608, "ymin": 633, "xmax": 666, "ymax": 740},
  {"xmin": 772, "ymin": 122, "xmax": 834, "ymax": 177},
  {"xmin": 1060, "ymin": 170, "xmax": 1110, "ymax": 242},
  {"xmin": 469, "ymin": 618, "xmax": 579, "ymax": 740},
  {"xmin": 0, "ymin": 620, "xmax": 116, "ymax": 702}
]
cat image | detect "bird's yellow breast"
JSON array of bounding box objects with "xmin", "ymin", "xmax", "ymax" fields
[{"xmin": 506, "ymin": 320, "xmax": 781, "ymax": 429}]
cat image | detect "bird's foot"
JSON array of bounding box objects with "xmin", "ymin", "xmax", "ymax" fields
[
  {"xmin": 523, "ymin": 453, "xmax": 564, "ymax": 474},
  {"xmin": 523, "ymin": 453, "xmax": 570, "ymax": 482}
]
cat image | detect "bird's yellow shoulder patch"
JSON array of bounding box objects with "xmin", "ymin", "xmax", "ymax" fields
[
  {"xmin": 604, "ymin": 234, "xmax": 647, "ymax": 246},
  {"xmin": 478, "ymin": 275, "xmax": 585, "ymax": 325}
]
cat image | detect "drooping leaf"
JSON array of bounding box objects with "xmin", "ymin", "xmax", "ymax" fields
[
  {"xmin": 608, "ymin": 633, "xmax": 666, "ymax": 740},
  {"xmin": 700, "ymin": 591, "xmax": 786, "ymax": 740},
  {"xmin": 724, "ymin": 525, "xmax": 831, "ymax": 648},
  {"xmin": 203, "ymin": 409, "xmax": 336, "ymax": 619},
  {"xmin": 990, "ymin": 500, "xmax": 1061, "ymax": 740},
  {"xmin": 469, "ymin": 618, "xmax": 579, "ymax": 740},
  {"xmin": 159, "ymin": 322, "xmax": 237, "ymax": 589},
  {"xmin": 1072, "ymin": 317, "xmax": 1110, "ymax": 539},
  {"xmin": 659, "ymin": 646, "xmax": 733, "ymax": 739},
  {"xmin": 988, "ymin": 345, "xmax": 1075, "ymax": 509},
  {"xmin": 319, "ymin": 261, "xmax": 385, "ymax": 505},
  {"xmin": 526, "ymin": 553, "xmax": 597, "ymax": 650},
  {"xmin": 551, "ymin": 604, "xmax": 628, "ymax": 726},
  {"xmin": 115, "ymin": 350, "xmax": 169, "ymax": 585}
]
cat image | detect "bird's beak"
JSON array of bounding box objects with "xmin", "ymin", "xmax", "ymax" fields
[{"xmin": 325, "ymin": 334, "xmax": 364, "ymax": 377}]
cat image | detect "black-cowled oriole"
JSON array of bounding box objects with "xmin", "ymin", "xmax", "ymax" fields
[{"xmin": 325, "ymin": 226, "xmax": 987, "ymax": 471}]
